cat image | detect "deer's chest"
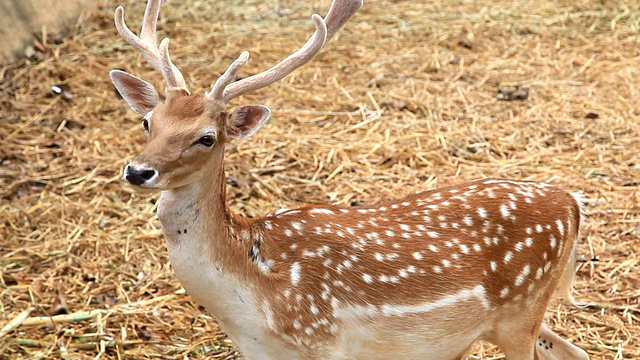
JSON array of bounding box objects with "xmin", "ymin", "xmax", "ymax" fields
[{"xmin": 165, "ymin": 234, "xmax": 289, "ymax": 358}]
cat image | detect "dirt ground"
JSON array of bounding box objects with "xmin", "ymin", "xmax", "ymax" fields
[{"xmin": 1, "ymin": 0, "xmax": 639, "ymax": 358}]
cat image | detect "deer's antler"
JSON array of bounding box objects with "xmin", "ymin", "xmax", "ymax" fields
[
  {"xmin": 207, "ymin": 0, "xmax": 363, "ymax": 103},
  {"xmin": 114, "ymin": 0, "xmax": 189, "ymax": 94}
]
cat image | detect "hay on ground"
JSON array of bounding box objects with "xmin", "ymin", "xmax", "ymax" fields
[{"xmin": 1, "ymin": 0, "xmax": 639, "ymax": 358}]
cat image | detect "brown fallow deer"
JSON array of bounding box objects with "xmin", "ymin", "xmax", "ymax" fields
[{"xmin": 109, "ymin": 0, "xmax": 590, "ymax": 359}]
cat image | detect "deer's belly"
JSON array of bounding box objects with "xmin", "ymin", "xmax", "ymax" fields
[{"xmin": 328, "ymin": 295, "xmax": 493, "ymax": 360}]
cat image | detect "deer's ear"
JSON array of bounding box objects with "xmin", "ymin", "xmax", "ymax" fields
[
  {"xmin": 226, "ymin": 105, "xmax": 271, "ymax": 139},
  {"xmin": 110, "ymin": 70, "xmax": 163, "ymax": 116}
]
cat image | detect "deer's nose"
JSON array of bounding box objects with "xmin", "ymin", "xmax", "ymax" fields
[{"xmin": 124, "ymin": 164, "xmax": 157, "ymax": 185}]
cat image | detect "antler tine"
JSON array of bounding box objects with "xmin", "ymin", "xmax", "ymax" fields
[
  {"xmin": 209, "ymin": 0, "xmax": 363, "ymax": 104},
  {"xmin": 216, "ymin": 15, "xmax": 327, "ymax": 103},
  {"xmin": 324, "ymin": 0, "xmax": 364, "ymax": 40},
  {"xmin": 114, "ymin": 0, "xmax": 189, "ymax": 94},
  {"xmin": 139, "ymin": 0, "xmax": 161, "ymax": 44},
  {"xmin": 206, "ymin": 51, "xmax": 250, "ymax": 101}
]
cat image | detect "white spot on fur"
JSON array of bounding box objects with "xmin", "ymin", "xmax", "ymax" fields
[
  {"xmin": 499, "ymin": 287, "xmax": 510, "ymax": 298},
  {"xmin": 380, "ymin": 285, "xmax": 490, "ymax": 316},
  {"xmin": 310, "ymin": 208, "xmax": 335, "ymax": 215},
  {"xmin": 514, "ymin": 264, "xmax": 531, "ymax": 287},
  {"xmin": 291, "ymin": 262, "xmax": 301, "ymax": 286},
  {"xmin": 258, "ymin": 258, "xmax": 275, "ymax": 275},
  {"xmin": 500, "ymin": 204, "xmax": 511, "ymax": 219},
  {"xmin": 556, "ymin": 219, "xmax": 565, "ymax": 236},
  {"xmin": 504, "ymin": 251, "xmax": 513, "ymax": 264}
]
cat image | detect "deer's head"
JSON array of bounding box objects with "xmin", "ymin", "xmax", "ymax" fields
[{"xmin": 110, "ymin": 0, "xmax": 362, "ymax": 191}]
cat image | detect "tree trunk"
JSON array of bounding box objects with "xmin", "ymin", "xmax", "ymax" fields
[{"xmin": 0, "ymin": 0, "xmax": 96, "ymax": 65}]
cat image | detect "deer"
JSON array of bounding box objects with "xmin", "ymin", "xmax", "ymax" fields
[{"xmin": 108, "ymin": 0, "xmax": 591, "ymax": 359}]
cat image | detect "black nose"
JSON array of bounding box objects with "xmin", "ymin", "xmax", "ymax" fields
[{"xmin": 125, "ymin": 165, "xmax": 156, "ymax": 185}]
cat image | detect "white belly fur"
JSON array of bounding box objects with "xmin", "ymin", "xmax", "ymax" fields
[{"xmin": 331, "ymin": 297, "xmax": 492, "ymax": 360}]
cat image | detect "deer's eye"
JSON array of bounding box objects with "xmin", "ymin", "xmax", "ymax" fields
[
  {"xmin": 142, "ymin": 119, "xmax": 149, "ymax": 132},
  {"xmin": 198, "ymin": 135, "xmax": 215, "ymax": 147}
]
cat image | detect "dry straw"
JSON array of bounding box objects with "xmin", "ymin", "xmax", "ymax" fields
[{"xmin": 1, "ymin": 0, "xmax": 639, "ymax": 358}]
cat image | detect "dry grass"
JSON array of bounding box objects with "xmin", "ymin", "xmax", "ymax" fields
[{"xmin": 1, "ymin": 0, "xmax": 639, "ymax": 358}]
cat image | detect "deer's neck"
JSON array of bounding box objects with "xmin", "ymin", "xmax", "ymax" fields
[
  {"xmin": 157, "ymin": 180, "xmax": 230, "ymax": 242},
  {"xmin": 156, "ymin": 167, "xmax": 275, "ymax": 351},
  {"xmin": 155, "ymin": 144, "xmax": 250, "ymax": 280},
  {"xmin": 157, "ymin": 151, "xmax": 257, "ymax": 277},
  {"xmin": 157, "ymin": 145, "xmax": 235, "ymax": 247}
]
